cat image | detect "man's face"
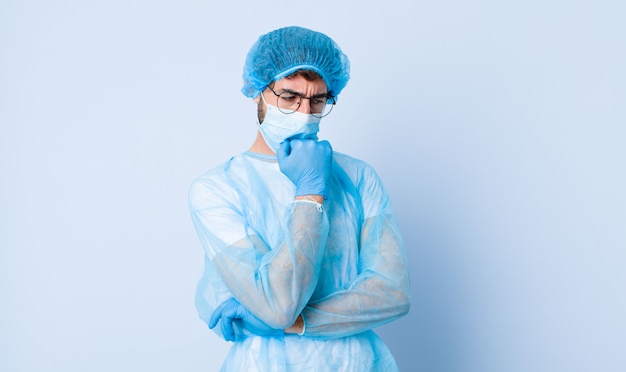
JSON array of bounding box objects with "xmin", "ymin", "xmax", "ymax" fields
[{"xmin": 256, "ymin": 74, "xmax": 328, "ymax": 123}]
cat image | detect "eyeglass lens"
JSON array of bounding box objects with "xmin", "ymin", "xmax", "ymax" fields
[{"xmin": 275, "ymin": 92, "xmax": 335, "ymax": 118}]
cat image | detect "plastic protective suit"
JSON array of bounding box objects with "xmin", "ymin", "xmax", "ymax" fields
[{"xmin": 189, "ymin": 150, "xmax": 411, "ymax": 371}]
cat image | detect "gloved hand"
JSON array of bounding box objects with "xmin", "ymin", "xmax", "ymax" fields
[
  {"xmin": 277, "ymin": 138, "xmax": 333, "ymax": 198},
  {"xmin": 208, "ymin": 298, "xmax": 284, "ymax": 342}
]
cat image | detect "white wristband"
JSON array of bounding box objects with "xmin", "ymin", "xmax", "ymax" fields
[{"xmin": 298, "ymin": 316, "xmax": 306, "ymax": 336}]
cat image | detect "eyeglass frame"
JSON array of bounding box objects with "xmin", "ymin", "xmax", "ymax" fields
[{"xmin": 265, "ymin": 85, "xmax": 336, "ymax": 118}]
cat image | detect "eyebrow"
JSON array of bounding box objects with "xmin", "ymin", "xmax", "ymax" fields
[{"xmin": 280, "ymin": 88, "xmax": 329, "ymax": 99}]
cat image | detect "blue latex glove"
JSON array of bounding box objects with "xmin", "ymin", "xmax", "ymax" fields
[
  {"xmin": 208, "ymin": 298, "xmax": 284, "ymax": 342},
  {"xmin": 277, "ymin": 138, "xmax": 333, "ymax": 197}
]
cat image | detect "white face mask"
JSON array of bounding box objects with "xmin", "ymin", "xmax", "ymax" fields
[{"xmin": 258, "ymin": 93, "xmax": 320, "ymax": 152}]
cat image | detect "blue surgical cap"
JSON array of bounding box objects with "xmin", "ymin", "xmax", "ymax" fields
[{"xmin": 241, "ymin": 26, "xmax": 350, "ymax": 99}]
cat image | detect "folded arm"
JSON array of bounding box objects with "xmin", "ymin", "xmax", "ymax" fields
[
  {"xmin": 299, "ymin": 211, "xmax": 411, "ymax": 339},
  {"xmin": 191, "ymin": 194, "xmax": 329, "ymax": 329}
]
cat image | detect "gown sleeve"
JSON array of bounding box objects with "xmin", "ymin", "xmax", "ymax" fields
[
  {"xmin": 189, "ymin": 167, "xmax": 329, "ymax": 330},
  {"xmin": 300, "ymin": 164, "xmax": 411, "ymax": 339}
]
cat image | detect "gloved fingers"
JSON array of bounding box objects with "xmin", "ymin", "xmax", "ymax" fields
[
  {"xmin": 317, "ymin": 139, "xmax": 333, "ymax": 153},
  {"xmin": 290, "ymin": 138, "xmax": 330, "ymax": 155},
  {"xmin": 288, "ymin": 138, "xmax": 309, "ymax": 150},
  {"xmin": 219, "ymin": 302, "xmax": 242, "ymax": 342},
  {"xmin": 277, "ymin": 140, "xmax": 292, "ymax": 159},
  {"xmin": 277, "ymin": 137, "xmax": 333, "ymax": 197},
  {"xmin": 220, "ymin": 316, "xmax": 236, "ymax": 341},
  {"xmin": 208, "ymin": 312, "xmax": 222, "ymax": 330},
  {"xmin": 209, "ymin": 298, "xmax": 236, "ymax": 329}
]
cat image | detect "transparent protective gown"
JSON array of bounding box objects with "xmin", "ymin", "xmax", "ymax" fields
[{"xmin": 189, "ymin": 151, "xmax": 411, "ymax": 371}]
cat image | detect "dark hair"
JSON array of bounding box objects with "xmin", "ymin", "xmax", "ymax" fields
[
  {"xmin": 267, "ymin": 70, "xmax": 323, "ymax": 89},
  {"xmin": 286, "ymin": 69, "xmax": 323, "ymax": 82}
]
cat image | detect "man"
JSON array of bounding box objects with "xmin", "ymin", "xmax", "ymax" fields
[{"xmin": 189, "ymin": 26, "xmax": 410, "ymax": 371}]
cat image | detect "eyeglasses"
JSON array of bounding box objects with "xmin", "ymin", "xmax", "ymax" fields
[{"xmin": 266, "ymin": 85, "xmax": 336, "ymax": 118}]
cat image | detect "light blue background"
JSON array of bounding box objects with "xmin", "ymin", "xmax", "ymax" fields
[{"xmin": 1, "ymin": 1, "xmax": 624, "ymax": 371}]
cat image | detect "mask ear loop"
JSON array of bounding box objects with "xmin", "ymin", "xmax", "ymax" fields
[
  {"xmin": 257, "ymin": 91, "xmax": 270, "ymax": 126},
  {"xmin": 260, "ymin": 89, "xmax": 281, "ymax": 110}
]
